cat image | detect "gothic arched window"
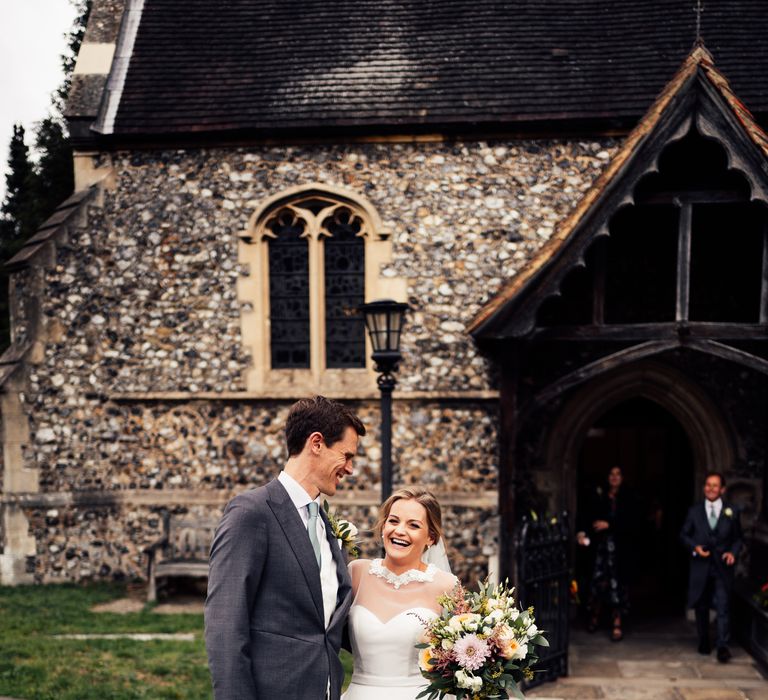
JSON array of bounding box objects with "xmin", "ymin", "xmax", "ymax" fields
[
  {"xmin": 262, "ymin": 195, "xmax": 367, "ymax": 369},
  {"xmin": 239, "ymin": 186, "xmax": 401, "ymax": 395}
]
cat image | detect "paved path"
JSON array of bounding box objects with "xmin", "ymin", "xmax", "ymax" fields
[{"xmin": 527, "ymin": 619, "xmax": 767, "ymax": 700}]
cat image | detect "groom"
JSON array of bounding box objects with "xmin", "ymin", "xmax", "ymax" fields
[{"xmin": 205, "ymin": 396, "xmax": 366, "ymax": 699}]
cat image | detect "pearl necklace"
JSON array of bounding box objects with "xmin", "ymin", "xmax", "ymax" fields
[{"xmin": 369, "ymin": 558, "xmax": 436, "ymax": 589}]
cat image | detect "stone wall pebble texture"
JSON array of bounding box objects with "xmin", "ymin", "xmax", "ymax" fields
[
  {"xmin": 11, "ymin": 138, "xmax": 617, "ymax": 583},
  {"xmin": 26, "ymin": 503, "xmax": 498, "ymax": 587}
]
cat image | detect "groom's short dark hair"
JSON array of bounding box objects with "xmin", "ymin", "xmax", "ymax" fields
[{"xmin": 285, "ymin": 396, "xmax": 366, "ymax": 456}]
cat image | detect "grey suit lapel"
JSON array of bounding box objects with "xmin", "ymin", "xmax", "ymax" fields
[{"xmin": 266, "ymin": 480, "xmax": 324, "ymax": 624}]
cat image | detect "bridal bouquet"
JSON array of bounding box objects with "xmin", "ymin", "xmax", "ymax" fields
[{"xmin": 415, "ymin": 579, "xmax": 547, "ymax": 699}]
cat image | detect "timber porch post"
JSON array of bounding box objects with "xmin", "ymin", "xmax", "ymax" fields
[{"xmin": 498, "ymin": 344, "xmax": 521, "ymax": 584}]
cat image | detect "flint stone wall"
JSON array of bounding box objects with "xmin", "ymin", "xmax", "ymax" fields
[
  {"xmin": 26, "ymin": 501, "xmax": 498, "ymax": 586},
  {"xmin": 30, "ymin": 400, "xmax": 498, "ymax": 494},
  {"xmin": 35, "ymin": 139, "xmax": 615, "ymax": 395},
  {"xmin": 7, "ymin": 137, "xmax": 617, "ymax": 584}
]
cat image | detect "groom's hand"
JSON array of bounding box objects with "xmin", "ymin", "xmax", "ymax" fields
[
  {"xmin": 694, "ymin": 545, "xmax": 710, "ymax": 558},
  {"xmin": 721, "ymin": 551, "xmax": 735, "ymax": 566}
]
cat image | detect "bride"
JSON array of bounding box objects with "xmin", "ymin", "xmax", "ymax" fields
[{"xmin": 342, "ymin": 487, "xmax": 457, "ymax": 700}]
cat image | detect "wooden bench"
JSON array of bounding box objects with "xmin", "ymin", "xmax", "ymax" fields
[{"xmin": 145, "ymin": 513, "xmax": 218, "ymax": 602}]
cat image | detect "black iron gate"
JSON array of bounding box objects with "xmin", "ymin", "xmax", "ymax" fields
[{"xmin": 515, "ymin": 511, "xmax": 570, "ymax": 688}]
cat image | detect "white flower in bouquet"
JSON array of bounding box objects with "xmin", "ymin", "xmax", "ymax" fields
[
  {"xmin": 484, "ymin": 608, "xmax": 505, "ymax": 626},
  {"xmin": 497, "ymin": 625, "xmax": 529, "ymax": 661},
  {"xmin": 448, "ymin": 612, "xmax": 481, "ymax": 633},
  {"xmin": 455, "ymin": 669, "xmax": 482, "ymax": 692}
]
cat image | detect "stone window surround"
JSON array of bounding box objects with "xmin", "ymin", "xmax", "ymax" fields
[{"xmin": 238, "ymin": 183, "xmax": 407, "ymax": 397}]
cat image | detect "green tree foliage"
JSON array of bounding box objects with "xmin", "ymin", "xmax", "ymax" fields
[
  {"xmin": 0, "ymin": 0, "xmax": 91, "ymax": 347},
  {"xmin": 0, "ymin": 124, "xmax": 39, "ymax": 256},
  {"xmin": 35, "ymin": 117, "xmax": 74, "ymax": 221}
]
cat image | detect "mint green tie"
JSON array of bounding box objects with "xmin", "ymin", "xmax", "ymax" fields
[
  {"xmin": 708, "ymin": 505, "xmax": 718, "ymax": 530},
  {"xmin": 307, "ymin": 502, "xmax": 322, "ymax": 567}
]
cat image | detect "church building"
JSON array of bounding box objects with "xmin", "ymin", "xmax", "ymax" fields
[{"xmin": 0, "ymin": 2, "xmax": 765, "ymax": 653}]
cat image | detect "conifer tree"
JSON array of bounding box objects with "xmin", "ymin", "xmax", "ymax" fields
[
  {"xmin": 0, "ymin": 124, "xmax": 39, "ymax": 256},
  {"xmin": 0, "ymin": 0, "xmax": 90, "ymax": 253},
  {"xmin": 0, "ymin": 1, "xmax": 91, "ymax": 348},
  {"xmin": 35, "ymin": 117, "xmax": 73, "ymax": 220}
]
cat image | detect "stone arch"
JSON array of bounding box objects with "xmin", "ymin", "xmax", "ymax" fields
[{"xmin": 543, "ymin": 360, "xmax": 734, "ymax": 518}]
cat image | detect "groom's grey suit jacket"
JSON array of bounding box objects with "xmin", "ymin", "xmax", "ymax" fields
[{"xmin": 204, "ymin": 478, "xmax": 353, "ymax": 700}]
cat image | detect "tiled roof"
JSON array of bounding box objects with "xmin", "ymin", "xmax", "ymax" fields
[
  {"xmin": 468, "ymin": 45, "xmax": 768, "ymax": 336},
  {"xmin": 102, "ymin": 0, "xmax": 768, "ymax": 136}
]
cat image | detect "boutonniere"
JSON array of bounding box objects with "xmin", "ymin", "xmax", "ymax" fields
[
  {"xmin": 723, "ymin": 507, "xmax": 733, "ymax": 518},
  {"xmin": 323, "ymin": 500, "xmax": 360, "ymax": 557}
]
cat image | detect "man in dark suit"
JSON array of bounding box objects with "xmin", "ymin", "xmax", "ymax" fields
[
  {"xmin": 680, "ymin": 471, "xmax": 742, "ymax": 663},
  {"xmin": 205, "ymin": 396, "xmax": 366, "ymax": 699}
]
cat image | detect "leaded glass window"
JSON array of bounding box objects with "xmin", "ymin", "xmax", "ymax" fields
[
  {"xmin": 266, "ymin": 209, "xmax": 310, "ymax": 368},
  {"xmin": 259, "ymin": 192, "xmax": 370, "ymax": 371},
  {"xmin": 323, "ymin": 207, "xmax": 366, "ymax": 368}
]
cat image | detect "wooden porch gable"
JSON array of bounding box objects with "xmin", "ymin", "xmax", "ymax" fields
[{"xmin": 469, "ymin": 44, "xmax": 768, "ymax": 344}]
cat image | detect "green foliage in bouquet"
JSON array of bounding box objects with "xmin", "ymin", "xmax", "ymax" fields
[{"xmin": 415, "ymin": 579, "xmax": 548, "ymax": 699}]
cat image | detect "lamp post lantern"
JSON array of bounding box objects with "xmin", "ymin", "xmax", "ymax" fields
[{"xmin": 359, "ymin": 299, "xmax": 409, "ymax": 500}]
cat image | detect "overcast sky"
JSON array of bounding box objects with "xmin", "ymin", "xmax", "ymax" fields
[{"xmin": 0, "ymin": 1, "xmax": 79, "ymax": 202}]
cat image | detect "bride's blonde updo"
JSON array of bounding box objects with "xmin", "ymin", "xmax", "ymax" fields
[{"xmin": 374, "ymin": 487, "xmax": 444, "ymax": 549}]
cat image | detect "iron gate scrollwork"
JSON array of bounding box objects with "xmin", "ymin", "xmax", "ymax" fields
[{"xmin": 515, "ymin": 511, "xmax": 570, "ymax": 688}]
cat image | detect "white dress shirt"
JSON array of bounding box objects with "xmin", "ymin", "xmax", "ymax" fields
[
  {"xmin": 278, "ymin": 471, "xmax": 339, "ymax": 629},
  {"xmin": 706, "ymin": 497, "xmax": 723, "ymax": 521}
]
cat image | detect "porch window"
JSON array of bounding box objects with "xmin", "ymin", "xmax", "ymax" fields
[{"xmin": 536, "ymin": 129, "xmax": 768, "ymax": 329}]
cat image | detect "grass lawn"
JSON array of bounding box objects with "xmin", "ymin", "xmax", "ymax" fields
[{"xmin": 0, "ymin": 583, "xmax": 354, "ymax": 700}]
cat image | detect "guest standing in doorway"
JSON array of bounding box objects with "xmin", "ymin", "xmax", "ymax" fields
[
  {"xmin": 680, "ymin": 471, "xmax": 742, "ymax": 663},
  {"xmin": 577, "ymin": 465, "xmax": 637, "ymax": 641}
]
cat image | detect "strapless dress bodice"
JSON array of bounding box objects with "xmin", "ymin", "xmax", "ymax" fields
[{"xmin": 341, "ymin": 604, "xmax": 436, "ymax": 699}]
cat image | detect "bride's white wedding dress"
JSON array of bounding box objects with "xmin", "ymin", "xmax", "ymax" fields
[{"xmin": 341, "ymin": 558, "xmax": 457, "ymax": 700}]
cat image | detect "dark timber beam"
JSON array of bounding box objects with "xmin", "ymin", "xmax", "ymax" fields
[
  {"xmin": 642, "ymin": 189, "xmax": 746, "ymax": 206},
  {"xmin": 592, "ymin": 240, "xmax": 606, "ymax": 325},
  {"xmin": 497, "ymin": 346, "xmax": 521, "ymax": 586},
  {"xmin": 676, "ymin": 201, "xmax": 692, "ymax": 322},
  {"xmin": 531, "ymin": 322, "xmax": 768, "ymax": 341},
  {"xmin": 525, "ymin": 337, "xmax": 768, "ymax": 419},
  {"xmin": 761, "ymin": 221, "xmax": 768, "ymax": 325},
  {"xmin": 525, "ymin": 340, "xmax": 680, "ymax": 413},
  {"xmin": 686, "ymin": 339, "xmax": 768, "ymax": 375}
]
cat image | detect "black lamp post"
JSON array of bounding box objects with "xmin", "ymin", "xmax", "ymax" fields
[{"xmin": 359, "ymin": 299, "xmax": 409, "ymax": 501}]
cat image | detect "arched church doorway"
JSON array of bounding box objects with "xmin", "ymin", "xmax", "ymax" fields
[{"xmin": 576, "ymin": 397, "xmax": 694, "ymax": 618}]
